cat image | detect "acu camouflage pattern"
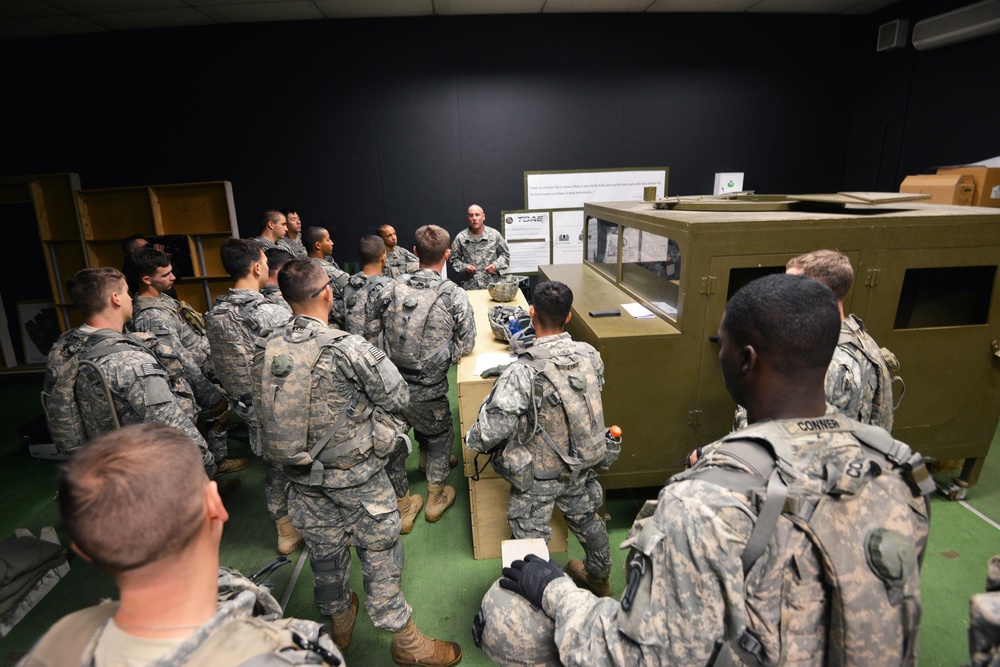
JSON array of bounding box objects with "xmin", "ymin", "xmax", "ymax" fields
[
  {"xmin": 43, "ymin": 326, "xmax": 214, "ymax": 473},
  {"xmin": 383, "ymin": 245, "xmax": 419, "ymax": 279},
  {"xmin": 252, "ymin": 236, "xmax": 279, "ymax": 251},
  {"xmin": 18, "ymin": 568, "xmax": 342, "ymax": 667},
  {"xmin": 260, "ymin": 283, "xmax": 290, "ymax": 308},
  {"xmin": 466, "ymin": 332, "xmax": 611, "ymax": 578},
  {"xmin": 970, "ymin": 555, "xmax": 1000, "ymax": 667},
  {"xmin": 474, "ymin": 579, "xmax": 560, "ymax": 667},
  {"xmin": 317, "ymin": 258, "xmax": 350, "ymax": 328},
  {"xmin": 341, "ymin": 271, "xmax": 393, "ymax": 338},
  {"xmin": 448, "ymin": 226, "xmax": 510, "ymax": 290},
  {"xmin": 828, "ymin": 314, "xmax": 896, "ymax": 431},
  {"xmin": 489, "ymin": 416, "xmax": 929, "ymax": 667},
  {"xmin": 277, "ymin": 235, "xmax": 308, "ymax": 259}
]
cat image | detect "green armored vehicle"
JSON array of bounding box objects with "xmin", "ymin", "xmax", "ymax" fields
[{"xmin": 539, "ymin": 193, "xmax": 1000, "ymax": 495}]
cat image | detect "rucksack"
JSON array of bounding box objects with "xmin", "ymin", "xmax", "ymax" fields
[
  {"xmin": 343, "ymin": 272, "xmax": 393, "ymax": 336},
  {"xmin": 492, "ymin": 342, "xmax": 615, "ymax": 487},
  {"xmin": 838, "ymin": 314, "xmax": 901, "ymax": 430},
  {"xmin": 257, "ymin": 323, "xmax": 397, "ymax": 485},
  {"xmin": 383, "ymin": 276, "xmax": 456, "ymax": 372},
  {"xmin": 669, "ymin": 415, "xmax": 933, "ymax": 667},
  {"xmin": 206, "ymin": 293, "xmax": 266, "ymax": 400}
]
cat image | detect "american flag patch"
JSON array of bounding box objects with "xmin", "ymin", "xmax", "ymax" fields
[
  {"xmin": 139, "ymin": 362, "xmax": 165, "ymax": 377},
  {"xmin": 367, "ymin": 345, "xmax": 386, "ymax": 363}
]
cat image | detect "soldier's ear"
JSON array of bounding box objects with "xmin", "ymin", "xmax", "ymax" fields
[
  {"xmin": 444, "ymin": 248, "xmax": 451, "ymax": 261},
  {"xmin": 69, "ymin": 542, "xmax": 93, "ymax": 562}
]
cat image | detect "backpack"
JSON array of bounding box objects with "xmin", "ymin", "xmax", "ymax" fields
[
  {"xmin": 383, "ymin": 276, "xmax": 456, "ymax": 372},
  {"xmin": 838, "ymin": 314, "xmax": 901, "ymax": 430},
  {"xmin": 257, "ymin": 323, "xmax": 391, "ymax": 485},
  {"xmin": 669, "ymin": 415, "xmax": 933, "ymax": 667},
  {"xmin": 206, "ymin": 294, "xmax": 265, "ymax": 400},
  {"xmin": 343, "ymin": 273, "xmax": 393, "ymax": 336},
  {"xmin": 492, "ymin": 342, "xmax": 614, "ymax": 488}
]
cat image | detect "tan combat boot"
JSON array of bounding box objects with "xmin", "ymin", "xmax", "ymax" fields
[
  {"xmin": 215, "ymin": 457, "xmax": 251, "ymax": 476},
  {"xmin": 275, "ymin": 515, "xmax": 304, "ymax": 554},
  {"xmin": 390, "ymin": 618, "xmax": 462, "ymax": 666},
  {"xmin": 424, "ymin": 484, "xmax": 456, "ymax": 522},
  {"xmin": 418, "ymin": 451, "xmax": 458, "ymax": 473},
  {"xmin": 397, "ymin": 492, "xmax": 424, "ymax": 534},
  {"xmin": 565, "ymin": 559, "xmax": 612, "ymax": 597},
  {"xmin": 330, "ymin": 592, "xmax": 359, "ymax": 651}
]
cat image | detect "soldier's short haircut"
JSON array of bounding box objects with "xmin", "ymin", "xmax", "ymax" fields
[
  {"xmin": 532, "ymin": 281, "xmax": 573, "ymax": 330},
  {"xmin": 120, "ymin": 233, "xmax": 148, "ymax": 256},
  {"xmin": 301, "ymin": 226, "xmax": 328, "ymax": 252},
  {"xmin": 414, "ymin": 225, "xmax": 450, "ymax": 265},
  {"xmin": 359, "ymin": 235, "xmax": 386, "ymax": 265},
  {"xmin": 786, "ymin": 249, "xmax": 854, "ymax": 301},
  {"xmin": 220, "ymin": 238, "xmax": 264, "ymax": 280},
  {"xmin": 259, "ymin": 209, "xmax": 284, "ymax": 234},
  {"xmin": 58, "ymin": 423, "xmax": 207, "ymax": 574},
  {"xmin": 279, "ymin": 258, "xmax": 328, "ymax": 304},
  {"xmin": 281, "ymin": 208, "xmax": 298, "ymax": 218},
  {"xmin": 68, "ymin": 267, "xmax": 127, "ymax": 318},
  {"xmin": 723, "ymin": 273, "xmax": 840, "ymax": 376},
  {"xmin": 123, "ymin": 247, "xmax": 172, "ymax": 294},
  {"xmin": 265, "ymin": 247, "xmax": 294, "ymax": 277},
  {"xmin": 377, "ymin": 224, "xmax": 392, "ymax": 236}
]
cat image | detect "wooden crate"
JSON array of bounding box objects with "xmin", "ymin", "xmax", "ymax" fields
[{"xmin": 469, "ymin": 475, "xmax": 567, "ymax": 561}]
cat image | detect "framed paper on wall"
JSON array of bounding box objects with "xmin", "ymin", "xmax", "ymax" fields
[{"xmin": 17, "ymin": 300, "xmax": 59, "ymax": 365}]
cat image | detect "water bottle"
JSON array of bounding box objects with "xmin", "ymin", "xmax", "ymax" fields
[{"xmin": 507, "ymin": 315, "xmax": 521, "ymax": 337}]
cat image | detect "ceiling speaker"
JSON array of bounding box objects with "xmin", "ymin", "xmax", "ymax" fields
[{"xmin": 877, "ymin": 19, "xmax": 909, "ymax": 52}]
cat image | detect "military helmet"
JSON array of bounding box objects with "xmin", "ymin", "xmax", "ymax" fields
[{"xmin": 472, "ymin": 580, "xmax": 560, "ymax": 667}]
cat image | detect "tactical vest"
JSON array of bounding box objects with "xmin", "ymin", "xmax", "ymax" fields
[
  {"xmin": 206, "ymin": 293, "xmax": 265, "ymax": 400},
  {"xmin": 663, "ymin": 415, "xmax": 932, "ymax": 667},
  {"xmin": 256, "ymin": 322, "xmax": 386, "ymax": 487},
  {"xmin": 838, "ymin": 314, "xmax": 898, "ymax": 431},
  {"xmin": 133, "ymin": 295, "xmax": 206, "ymax": 335},
  {"xmin": 383, "ymin": 276, "xmax": 455, "ymax": 374},
  {"xmin": 42, "ymin": 330, "xmax": 188, "ymax": 455},
  {"xmin": 343, "ymin": 273, "xmax": 393, "ymax": 336},
  {"xmin": 492, "ymin": 342, "xmax": 611, "ymax": 489}
]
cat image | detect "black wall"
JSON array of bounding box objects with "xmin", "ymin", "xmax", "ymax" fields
[{"xmin": 1, "ymin": 1, "xmax": 997, "ymax": 271}]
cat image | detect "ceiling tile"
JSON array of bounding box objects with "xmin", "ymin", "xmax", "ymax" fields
[
  {"xmin": 646, "ymin": 0, "xmax": 759, "ymax": 11},
  {"xmin": 435, "ymin": 0, "xmax": 544, "ymax": 15},
  {"xmin": 198, "ymin": 1, "xmax": 324, "ymax": 22},
  {"xmin": 313, "ymin": 0, "xmax": 433, "ymax": 19},
  {"xmin": 0, "ymin": 0, "xmax": 67, "ymax": 20},
  {"xmin": 84, "ymin": 7, "xmax": 214, "ymax": 29},
  {"xmin": 45, "ymin": 0, "xmax": 184, "ymax": 13},
  {"xmin": 544, "ymin": 0, "xmax": 654, "ymax": 11},
  {"xmin": 749, "ymin": 0, "xmax": 857, "ymax": 13},
  {"xmin": 20, "ymin": 15, "xmax": 109, "ymax": 34}
]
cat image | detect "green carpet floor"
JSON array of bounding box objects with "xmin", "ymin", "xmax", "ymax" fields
[{"xmin": 0, "ymin": 370, "xmax": 998, "ymax": 666}]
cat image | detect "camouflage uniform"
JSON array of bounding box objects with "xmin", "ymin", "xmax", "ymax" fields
[
  {"xmin": 368, "ymin": 268, "xmax": 476, "ymax": 490},
  {"xmin": 383, "ymin": 246, "xmax": 419, "ymax": 279},
  {"xmin": 47, "ymin": 325, "xmax": 215, "ymax": 475},
  {"xmin": 342, "ymin": 271, "xmax": 394, "ymax": 339},
  {"xmin": 277, "ymin": 234, "xmax": 308, "ymax": 259},
  {"xmin": 252, "ymin": 236, "xmax": 279, "ymax": 251},
  {"xmin": 317, "ymin": 258, "xmax": 350, "ymax": 328},
  {"xmin": 971, "ymin": 555, "xmax": 1000, "ymax": 667},
  {"xmin": 253, "ymin": 315, "xmax": 414, "ymax": 629},
  {"xmin": 488, "ymin": 419, "xmax": 928, "ymax": 667},
  {"xmin": 18, "ymin": 568, "xmax": 341, "ymax": 667},
  {"xmin": 206, "ymin": 288, "xmax": 292, "ymax": 519},
  {"xmin": 449, "ymin": 226, "xmax": 510, "ymax": 290},
  {"xmin": 827, "ymin": 314, "xmax": 894, "ymax": 430},
  {"xmin": 260, "ymin": 283, "xmax": 289, "ymax": 308},
  {"xmin": 131, "ymin": 293, "xmax": 228, "ymax": 462},
  {"xmin": 466, "ymin": 332, "xmax": 611, "ymax": 580}
]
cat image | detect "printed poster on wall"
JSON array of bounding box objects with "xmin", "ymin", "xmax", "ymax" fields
[
  {"xmin": 502, "ymin": 211, "xmax": 550, "ymax": 273},
  {"xmin": 552, "ymin": 210, "xmax": 585, "ymax": 264},
  {"xmin": 525, "ymin": 168, "xmax": 669, "ymax": 211}
]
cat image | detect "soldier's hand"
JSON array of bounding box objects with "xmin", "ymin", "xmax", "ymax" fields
[
  {"xmin": 480, "ymin": 364, "xmax": 510, "ymax": 378},
  {"xmin": 485, "ymin": 264, "xmax": 497, "ymax": 274},
  {"xmin": 499, "ymin": 554, "xmax": 565, "ymax": 608},
  {"xmin": 466, "ymin": 265, "xmax": 476, "ymax": 274}
]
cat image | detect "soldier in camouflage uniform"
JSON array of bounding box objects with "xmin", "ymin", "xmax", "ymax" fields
[
  {"xmin": 379, "ymin": 224, "xmax": 419, "ymax": 279},
  {"xmin": 487, "ymin": 274, "xmax": 928, "ymax": 667},
  {"xmin": 262, "ymin": 247, "xmax": 294, "ymax": 308},
  {"xmin": 125, "ymin": 247, "xmax": 245, "ymax": 476},
  {"xmin": 466, "ymin": 281, "xmax": 613, "ymax": 597},
  {"xmin": 44, "ymin": 267, "xmax": 217, "ymax": 474},
  {"xmin": 449, "ymin": 204, "xmax": 510, "ymax": 290},
  {"xmin": 368, "ymin": 225, "xmax": 477, "ymax": 527},
  {"xmin": 253, "ymin": 258, "xmax": 462, "ymax": 666},
  {"xmin": 276, "ymin": 209, "xmax": 308, "ymax": 258},
  {"xmin": 252, "ymin": 209, "xmax": 288, "ymax": 251},
  {"xmin": 18, "ymin": 423, "xmax": 342, "ymax": 667},
  {"xmin": 343, "ymin": 235, "xmax": 394, "ymax": 340},
  {"xmin": 304, "ymin": 226, "xmax": 349, "ymax": 327},
  {"xmin": 206, "ymin": 239, "xmax": 298, "ymax": 554},
  {"xmin": 971, "ymin": 555, "xmax": 1000, "ymax": 667}
]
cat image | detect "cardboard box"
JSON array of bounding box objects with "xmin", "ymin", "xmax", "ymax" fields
[
  {"xmin": 468, "ymin": 476, "xmax": 567, "ymax": 560},
  {"xmin": 936, "ymin": 166, "xmax": 1000, "ymax": 207},
  {"xmin": 899, "ymin": 174, "xmax": 975, "ymax": 205}
]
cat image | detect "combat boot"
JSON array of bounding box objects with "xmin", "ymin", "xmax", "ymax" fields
[
  {"xmin": 215, "ymin": 478, "xmax": 241, "ymax": 496},
  {"xmin": 397, "ymin": 492, "xmax": 424, "ymax": 534},
  {"xmin": 330, "ymin": 592, "xmax": 359, "ymax": 651},
  {"xmin": 275, "ymin": 515, "xmax": 303, "ymax": 554},
  {"xmin": 419, "ymin": 451, "xmax": 458, "ymax": 473},
  {"xmin": 425, "ymin": 484, "xmax": 455, "ymax": 522},
  {"xmin": 390, "ymin": 618, "xmax": 462, "ymax": 667},
  {"xmin": 215, "ymin": 457, "xmax": 251, "ymax": 476},
  {"xmin": 565, "ymin": 559, "xmax": 612, "ymax": 597}
]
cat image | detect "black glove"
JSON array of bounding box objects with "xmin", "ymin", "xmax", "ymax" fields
[
  {"xmin": 480, "ymin": 363, "xmax": 510, "ymax": 378},
  {"xmin": 499, "ymin": 554, "xmax": 565, "ymax": 608}
]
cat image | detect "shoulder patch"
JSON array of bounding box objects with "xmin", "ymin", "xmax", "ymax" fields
[
  {"xmin": 138, "ymin": 361, "xmax": 166, "ymax": 377},
  {"xmin": 365, "ymin": 344, "xmax": 387, "ymax": 364}
]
